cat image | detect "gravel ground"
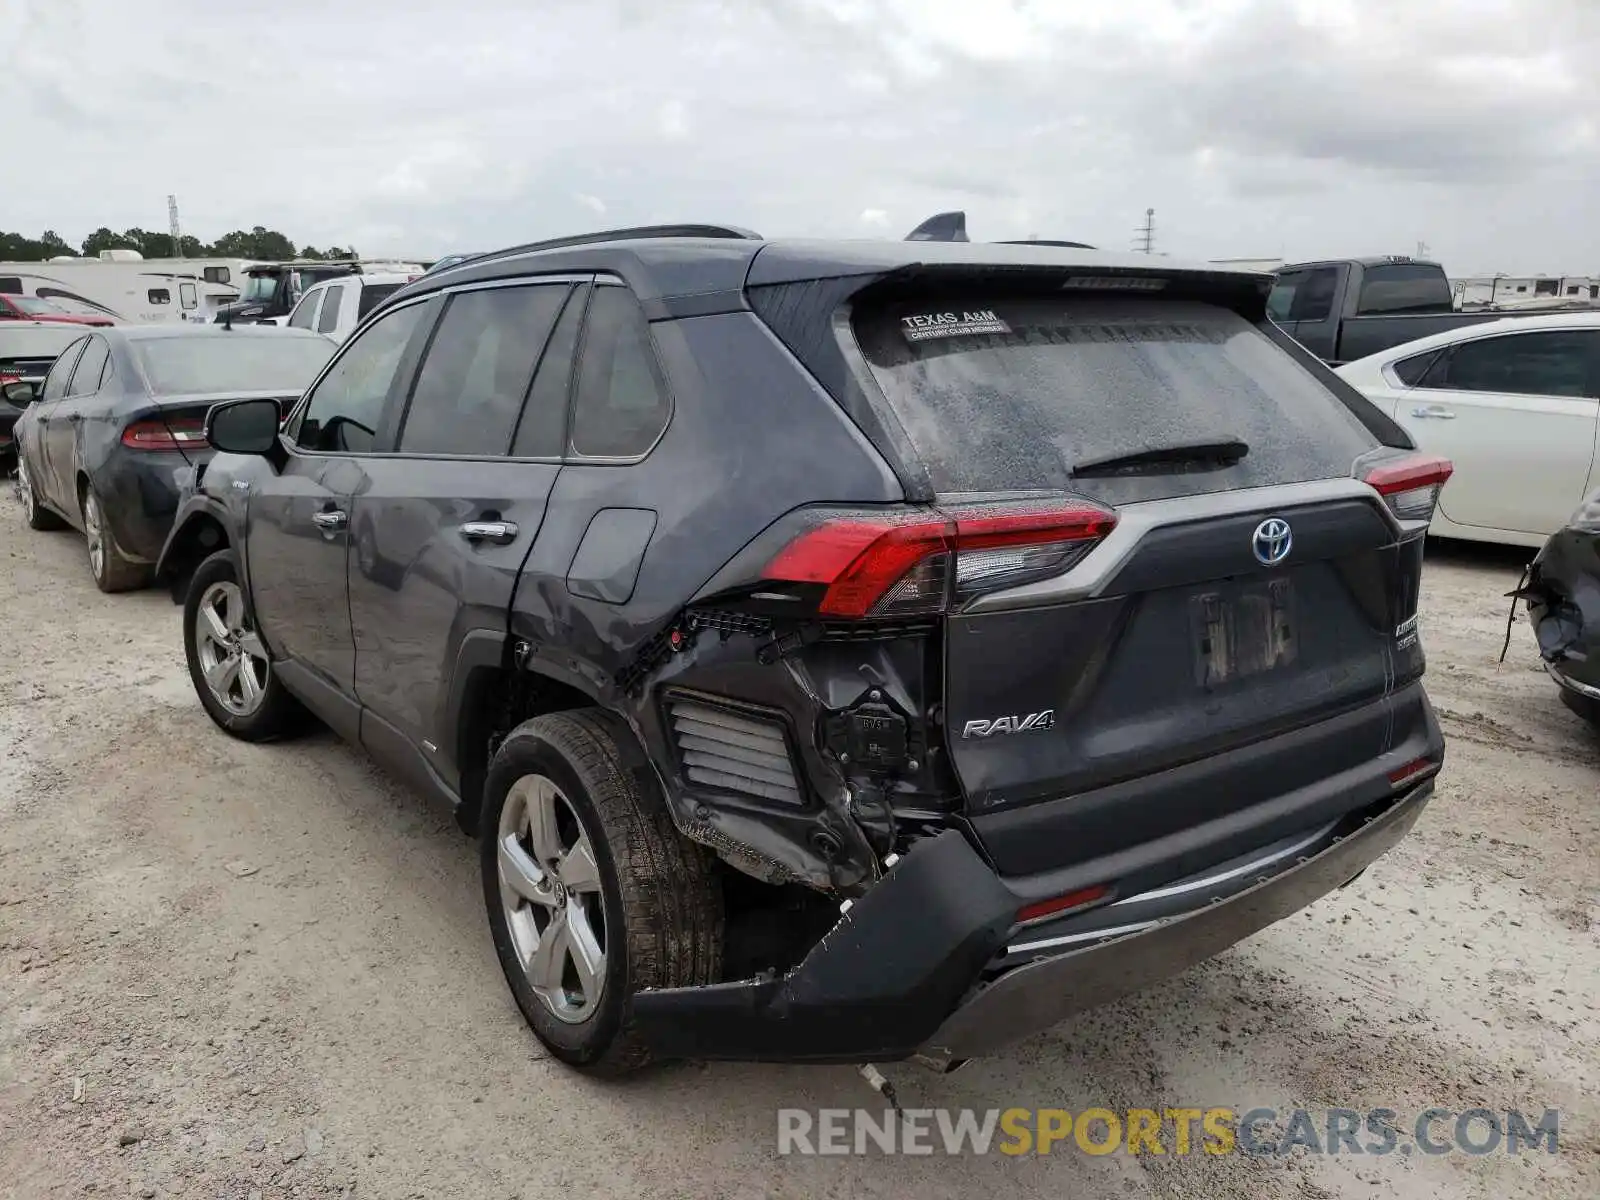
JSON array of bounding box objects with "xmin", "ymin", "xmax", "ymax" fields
[{"xmin": 1, "ymin": 491, "xmax": 1597, "ymax": 1199}]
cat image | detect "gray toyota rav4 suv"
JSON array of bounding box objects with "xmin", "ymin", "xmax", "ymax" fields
[{"xmin": 156, "ymin": 225, "xmax": 1449, "ymax": 1075}]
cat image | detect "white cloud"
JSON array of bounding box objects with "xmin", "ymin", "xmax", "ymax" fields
[
  {"xmin": 657, "ymin": 99, "xmax": 690, "ymax": 140},
  {"xmin": 0, "ymin": 0, "xmax": 1596, "ymax": 275}
]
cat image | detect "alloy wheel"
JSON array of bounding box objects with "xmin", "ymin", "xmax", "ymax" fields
[
  {"xmin": 193, "ymin": 581, "xmax": 270, "ymax": 716},
  {"xmin": 496, "ymin": 774, "xmax": 608, "ymax": 1024},
  {"xmin": 83, "ymin": 493, "xmax": 104, "ymax": 578},
  {"xmin": 16, "ymin": 457, "xmax": 36, "ymax": 522}
]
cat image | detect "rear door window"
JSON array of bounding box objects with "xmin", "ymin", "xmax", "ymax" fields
[
  {"xmin": 66, "ymin": 338, "xmax": 108, "ymax": 396},
  {"xmin": 397, "ymin": 283, "xmax": 568, "ymax": 456},
  {"xmin": 852, "ymin": 295, "xmax": 1378, "ymax": 504},
  {"xmin": 1425, "ymin": 330, "xmax": 1600, "ymax": 398},
  {"xmin": 317, "ymin": 285, "xmax": 345, "ymax": 334}
]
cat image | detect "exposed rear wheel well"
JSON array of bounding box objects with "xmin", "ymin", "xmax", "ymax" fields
[{"xmin": 454, "ymin": 667, "xmax": 593, "ymax": 835}]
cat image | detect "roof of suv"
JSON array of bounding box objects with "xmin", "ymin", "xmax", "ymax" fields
[{"xmin": 387, "ymin": 229, "xmax": 1275, "ymax": 312}]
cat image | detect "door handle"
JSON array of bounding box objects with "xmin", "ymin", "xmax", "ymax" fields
[
  {"xmin": 1410, "ymin": 405, "xmax": 1456, "ymax": 420},
  {"xmin": 458, "ymin": 520, "xmax": 519, "ymax": 544},
  {"xmin": 311, "ymin": 509, "xmax": 347, "ymax": 532}
]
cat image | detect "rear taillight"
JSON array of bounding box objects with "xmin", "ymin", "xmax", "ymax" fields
[
  {"xmin": 121, "ymin": 418, "xmax": 208, "ymax": 452},
  {"xmin": 762, "ymin": 501, "xmax": 1117, "ymax": 619},
  {"xmin": 1361, "ymin": 454, "xmax": 1454, "ymax": 522}
]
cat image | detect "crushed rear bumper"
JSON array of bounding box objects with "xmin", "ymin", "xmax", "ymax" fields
[
  {"xmin": 1522, "ymin": 525, "xmax": 1600, "ymax": 720},
  {"xmin": 632, "ymin": 777, "xmax": 1434, "ymax": 1065}
]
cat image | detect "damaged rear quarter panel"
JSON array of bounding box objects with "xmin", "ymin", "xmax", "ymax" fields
[{"xmin": 505, "ymin": 310, "xmax": 907, "ymax": 891}]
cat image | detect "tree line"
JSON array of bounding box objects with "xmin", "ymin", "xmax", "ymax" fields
[{"xmin": 0, "ymin": 226, "xmax": 358, "ymax": 263}]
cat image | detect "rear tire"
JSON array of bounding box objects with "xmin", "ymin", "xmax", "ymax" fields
[
  {"xmin": 15, "ymin": 455, "xmax": 66, "ymax": 531},
  {"xmin": 81, "ymin": 486, "xmax": 149, "ymax": 592},
  {"xmin": 183, "ymin": 549, "xmax": 306, "ymax": 742},
  {"xmin": 481, "ymin": 709, "xmax": 723, "ymax": 1075}
]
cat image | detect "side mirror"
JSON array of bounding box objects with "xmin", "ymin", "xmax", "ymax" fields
[
  {"xmin": 2, "ymin": 379, "xmax": 35, "ymax": 406},
  {"xmin": 207, "ymin": 397, "xmax": 281, "ymax": 455}
]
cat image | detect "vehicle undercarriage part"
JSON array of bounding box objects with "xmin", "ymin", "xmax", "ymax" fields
[
  {"xmin": 630, "ymin": 829, "xmax": 1016, "ymax": 1063},
  {"xmin": 857, "ymin": 1064, "xmax": 904, "ymax": 1116}
]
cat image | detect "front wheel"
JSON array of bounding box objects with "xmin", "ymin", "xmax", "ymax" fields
[
  {"xmin": 183, "ymin": 549, "xmax": 306, "ymax": 741},
  {"xmin": 481, "ymin": 710, "xmax": 723, "ymax": 1075}
]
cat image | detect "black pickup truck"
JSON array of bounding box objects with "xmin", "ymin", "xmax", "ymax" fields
[{"xmin": 1269, "ymin": 257, "xmax": 1517, "ymax": 365}]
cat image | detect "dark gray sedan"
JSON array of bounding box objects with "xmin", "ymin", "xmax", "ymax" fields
[{"xmin": 12, "ymin": 325, "xmax": 334, "ymax": 592}]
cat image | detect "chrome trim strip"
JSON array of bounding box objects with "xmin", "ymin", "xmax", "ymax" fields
[
  {"xmin": 962, "ymin": 478, "xmax": 1390, "ymax": 613},
  {"xmin": 1111, "ymin": 820, "xmax": 1338, "ymax": 906},
  {"xmin": 1546, "ymin": 661, "xmax": 1600, "ymax": 700},
  {"xmin": 1004, "ymin": 819, "xmax": 1342, "ymax": 954},
  {"xmin": 1007, "ymin": 920, "xmax": 1158, "ymax": 956}
]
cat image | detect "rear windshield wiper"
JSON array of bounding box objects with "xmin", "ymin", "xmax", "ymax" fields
[{"xmin": 1070, "ymin": 438, "xmax": 1249, "ymax": 479}]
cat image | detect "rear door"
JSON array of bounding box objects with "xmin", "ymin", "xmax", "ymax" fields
[
  {"xmin": 345, "ymin": 276, "xmax": 580, "ymax": 792},
  {"xmin": 1394, "ymin": 328, "xmax": 1600, "ymax": 535},
  {"xmin": 849, "ymin": 290, "xmax": 1405, "ymax": 873}
]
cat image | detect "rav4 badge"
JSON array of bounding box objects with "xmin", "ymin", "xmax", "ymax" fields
[{"xmin": 961, "ymin": 710, "xmax": 1056, "ymax": 738}]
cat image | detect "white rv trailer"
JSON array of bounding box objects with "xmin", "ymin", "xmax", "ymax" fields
[{"xmin": 0, "ymin": 251, "xmax": 257, "ymax": 324}]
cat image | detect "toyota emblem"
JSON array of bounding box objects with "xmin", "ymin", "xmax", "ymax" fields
[{"xmin": 1252, "ymin": 517, "xmax": 1293, "ymax": 567}]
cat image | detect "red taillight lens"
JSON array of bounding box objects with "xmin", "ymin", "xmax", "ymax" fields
[
  {"xmin": 1387, "ymin": 756, "xmax": 1439, "ymax": 790},
  {"xmin": 121, "ymin": 418, "xmax": 208, "ymax": 452},
  {"xmin": 762, "ymin": 501, "xmax": 1117, "ymax": 619},
  {"xmin": 1016, "ymin": 884, "xmax": 1110, "ymax": 925},
  {"xmin": 763, "ymin": 515, "xmax": 953, "ymax": 619},
  {"xmin": 1361, "ymin": 454, "xmax": 1453, "ymax": 522}
]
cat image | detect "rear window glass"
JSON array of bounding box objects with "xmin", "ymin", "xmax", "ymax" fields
[
  {"xmin": 135, "ymin": 334, "xmax": 334, "ymax": 396},
  {"xmin": 852, "ymin": 296, "xmax": 1378, "ymax": 503},
  {"xmin": 357, "ymin": 284, "xmax": 402, "ymax": 319},
  {"xmin": 1355, "ymin": 264, "xmax": 1452, "ymax": 315}
]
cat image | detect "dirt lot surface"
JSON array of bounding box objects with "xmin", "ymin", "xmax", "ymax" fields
[{"xmin": 1, "ymin": 493, "xmax": 1597, "ymax": 1199}]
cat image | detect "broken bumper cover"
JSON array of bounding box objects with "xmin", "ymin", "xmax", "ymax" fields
[
  {"xmin": 632, "ymin": 783, "xmax": 1433, "ymax": 1065},
  {"xmin": 1524, "ymin": 524, "xmax": 1600, "ymax": 713}
]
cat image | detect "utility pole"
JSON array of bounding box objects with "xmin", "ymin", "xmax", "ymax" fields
[
  {"xmin": 1134, "ymin": 208, "xmax": 1155, "ymax": 254},
  {"xmin": 167, "ymin": 194, "xmax": 182, "ymax": 254}
]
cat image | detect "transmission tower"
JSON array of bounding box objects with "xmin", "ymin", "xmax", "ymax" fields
[
  {"xmin": 1134, "ymin": 208, "xmax": 1155, "ymax": 254},
  {"xmin": 168, "ymin": 195, "xmax": 182, "ymax": 253}
]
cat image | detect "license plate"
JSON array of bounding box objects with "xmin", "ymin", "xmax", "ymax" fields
[{"xmin": 1190, "ymin": 579, "xmax": 1296, "ymax": 687}]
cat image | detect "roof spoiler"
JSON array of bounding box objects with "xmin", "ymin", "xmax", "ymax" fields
[
  {"xmin": 904, "ymin": 211, "xmax": 969, "ymax": 242},
  {"xmin": 903, "ymin": 212, "xmax": 1096, "ymax": 249}
]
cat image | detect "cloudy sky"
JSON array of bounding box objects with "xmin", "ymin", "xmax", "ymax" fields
[{"xmin": 4, "ymin": 0, "xmax": 1597, "ymax": 275}]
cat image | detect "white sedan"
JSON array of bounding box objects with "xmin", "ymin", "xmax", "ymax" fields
[{"xmin": 1335, "ymin": 312, "xmax": 1600, "ymax": 547}]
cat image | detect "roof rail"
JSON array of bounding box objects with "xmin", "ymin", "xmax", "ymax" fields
[{"xmin": 477, "ymin": 223, "xmax": 764, "ymax": 264}]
